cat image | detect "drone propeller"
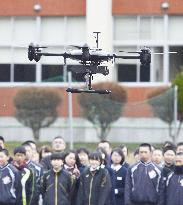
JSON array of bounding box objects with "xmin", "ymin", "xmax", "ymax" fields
[
  {"xmin": 69, "ymin": 43, "xmax": 89, "ymax": 50},
  {"xmin": 90, "ymin": 47, "xmax": 102, "ymax": 51}
]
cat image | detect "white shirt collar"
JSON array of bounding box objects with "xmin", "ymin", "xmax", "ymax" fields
[{"xmin": 111, "ymin": 164, "xmax": 122, "ymax": 171}]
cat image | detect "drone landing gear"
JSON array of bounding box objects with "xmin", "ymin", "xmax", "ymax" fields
[{"xmin": 66, "ymin": 72, "xmax": 111, "ymax": 94}]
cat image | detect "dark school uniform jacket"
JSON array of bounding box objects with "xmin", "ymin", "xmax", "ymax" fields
[
  {"xmin": 103, "ymin": 164, "xmax": 117, "ymax": 205},
  {"xmin": 41, "ymin": 168, "xmax": 73, "ymax": 205},
  {"xmin": 76, "ymin": 166, "xmax": 112, "ymax": 205},
  {"xmin": 125, "ymin": 161, "xmax": 164, "ymax": 205},
  {"xmin": 165, "ymin": 169, "xmax": 183, "ymax": 205},
  {"xmin": 0, "ymin": 163, "xmax": 19, "ymax": 205},
  {"xmin": 15, "ymin": 165, "xmax": 35, "ymax": 205},
  {"xmin": 111, "ymin": 164, "xmax": 127, "ymax": 205},
  {"xmin": 26, "ymin": 160, "xmax": 43, "ymax": 205}
]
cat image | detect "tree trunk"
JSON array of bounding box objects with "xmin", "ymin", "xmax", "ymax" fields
[
  {"xmin": 32, "ymin": 129, "xmax": 40, "ymax": 143},
  {"xmin": 98, "ymin": 124, "xmax": 111, "ymax": 141}
]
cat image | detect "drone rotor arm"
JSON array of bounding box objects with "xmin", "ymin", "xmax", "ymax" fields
[{"xmin": 114, "ymin": 54, "xmax": 140, "ymax": 60}]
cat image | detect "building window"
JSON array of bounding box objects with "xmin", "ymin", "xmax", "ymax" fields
[
  {"xmin": 67, "ymin": 65, "xmax": 85, "ymax": 82},
  {"xmin": 0, "ymin": 64, "xmax": 10, "ymax": 82},
  {"xmin": 117, "ymin": 64, "xmax": 150, "ymax": 82},
  {"xmin": 42, "ymin": 64, "xmax": 64, "ymax": 82},
  {"xmin": 41, "ymin": 64, "xmax": 84, "ymax": 82},
  {"xmin": 114, "ymin": 16, "xmax": 164, "ymax": 41},
  {"xmin": 117, "ymin": 64, "xmax": 137, "ymax": 82},
  {"xmin": 14, "ymin": 64, "xmax": 36, "ymax": 82},
  {"xmin": 169, "ymin": 46, "xmax": 183, "ymax": 81}
]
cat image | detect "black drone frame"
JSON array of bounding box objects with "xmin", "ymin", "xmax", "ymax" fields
[{"xmin": 28, "ymin": 33, "xmax": 151, "ymax": 94}]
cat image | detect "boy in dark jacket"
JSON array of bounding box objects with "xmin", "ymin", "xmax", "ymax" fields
[
  {"xmin": 13, "ymin": 146, "xmax": 35, "ymax": 205},
  {"xmin": 165, "ymin": 152, "xmax": 183, "ymax": 205},
  {"xmin": 0, "ymin": 148, "xmax": 19, "ymax": 205},
  {"xmin": 77, "ymin": 151, "xmax": 111, "ymax": 205},
  {"xmin": 22, "ymin": 142, "xmax": 43, "ymax": 205},
  {"xmin": 125, "ymin": 143, "xmax": 164, "ymax": 205},
  {"xmin": 41, "ymin": 152, "xmax": 73, "ymax": 205}
]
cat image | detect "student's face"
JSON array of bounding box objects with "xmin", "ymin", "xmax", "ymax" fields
[
  {"xmin": 139, "ymin": 147, "xmax": 152, "ymax": 162},
  {"xmin": 111, "ymin": 151, "xmax": 122, "ymax": 165},
  {"xmin": 164, "ymin": 150, "xmax": 175, "ymax": 165},
  {"xmin": 89, "ymin": 159, "xmax": 101, "ymax": 169},
  {"xmin": 177, "ymin": 145, "xmax": 183, "ymax": 153},
  {"xmin": 98, "ymin": 142, "xmax": 111, "ymax": 155},
  {"xmin": 24, "ymin": 146, "xmax": 33, "ymax": 160},
  {"xmin": 65, "ymin": 153, "xmax": 76, "ymax": 167},
  {"xmin": 152, "ymin": 150, "xmax": 163, "ymax": 164},
  {"xmin": 175, "ymin": 155, "xmax": 183, "ymax": 166},
  {"xmin": 78, "ymin": 152, "xmax": 89, "ymax": 165},
  {"xmin": 51, "ymin": 159, "xmax": 63, "ymax": 170},
  {"xmin": 52, "ymin": 138, "xmax": 66, "ymax": 152},
  {"xmin": 29, "ymin": 143, "xmax": 37, "ymax": 151},
  {"xmin": 122, "ymin": 147, "xmax": 128, "ymax": 157},
  {"xmin": 14, "ymin": 153, "xmax": 26, "ymax": 165},
  {"xmin": 0, "ymin": 152, "xmax": 8, "ymax": 167},
  {"xmin": 0, "ymin": 140, "xmax": 5, "ymax": 149}
]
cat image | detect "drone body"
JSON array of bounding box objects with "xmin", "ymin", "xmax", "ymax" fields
[{"xmin": 28, "ymin": 36, "xmax": 151, "ymax": 94}]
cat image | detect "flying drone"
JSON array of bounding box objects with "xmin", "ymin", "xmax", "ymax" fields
[{"xmin": 28, "ymin": 32, "xmax": 151, "ymax": 94}]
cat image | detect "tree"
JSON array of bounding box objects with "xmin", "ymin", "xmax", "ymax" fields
[
  {"xmin": 78, "ymin": 82, "xmax": 127, "ymax": 140},
  {"xmin": 172, "ymin": 71, "xmax": 183, "ymax": 140},
  {"xmin": 14, "ymin": 88, "xmax": 62, "ymax": 142},
  {"xmin": 147, "ymin": 87, "xmax": 176, "ymax": 142},
  {"xmin": 148, "ymin": 69, "xmax": 183, "ymax": 143}
]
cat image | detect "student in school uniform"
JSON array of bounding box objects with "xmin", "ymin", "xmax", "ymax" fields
[
  {"xmin": 0, "ymin": 148, "xmax": 19, "ymax": 205},
  {"xmin": 111, "ymin": 148, "xmax": 127, "ymax": 205},
  {"xmin": 77, "ymin": 151, "xmax": 112, "ymax": 205}
]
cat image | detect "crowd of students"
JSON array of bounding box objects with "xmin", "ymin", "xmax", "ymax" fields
[{"xmin": 0, "ymin": 135, "xmax": 183, "ymax": 205}]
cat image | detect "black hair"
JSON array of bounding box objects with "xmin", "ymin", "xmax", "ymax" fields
[
  {"xmin": 176, "ymin": 152, "xmax": 183, "ymax": 156},
  {"xmin": 177, "ymin": 142, "xmax": 183, "ymax": 147},
  {"xmin": 50, "ymin": 152, "xmax": 65, "ymax": 161},
  {"xmin": 139, "ymin": 143, "xmax": 152, "ymax": 152},
  {"xmin": 14, "ymin": 146, "xmax": 26, "ymax": 155},
  {"xmin": 0, "ymin": 148, "xmax": 9, "ymax": 156},
  {"xmin": 152, "ymin": 148, "xmax": 163, "ymax": 153},
  {"xmin": 63, "ymin": 150, "xmax": 80, "ymax": 167},
  {"xmin": 96, "ymin": 147, "xmax": 108, "ymax": 165},
  {"xmin": 133, "ymin": 148, "xmax": 139, "ymax": 156},
  {"xmin": 21, "ymin": 142, "xmax": 32, "ymax": 148},
  {"xmin": 53, "ymin": 136, "xmax": 65, "ymax": 141},
  {"xmin": 118, "ymin": 144, "xmax": 129, "ymax": 155},
  {"xmin": 98, "ymin": 140, "xmax": 111, "ymax": 146},
  {"xmin": 163, "ymin": 145, "xmax": 176, "ymax": 155},
  {"xmin": 162, "ymin": 141, "xmax": 175, "ymax": 149},
  {"xmin": 76, "ymin": 147, "xmax": 90, "ymax": 156},
  {"xmin": 111, "ymin": 147, "xmax": 125, "ymax": 165},
  {"xmin": 39, "ymin": 145, "xmax": 52, "ymax": 161},
  {"xmin": 23, "ymin": 140, "xmax": 36, "ymax": 145},
  {"xmin": 0, "ymin": 136, "xmax": 4, "ymax": 142},
  {"xmin": 89, "ymin": 151, "xmax": 102, "ymax": 162}
]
